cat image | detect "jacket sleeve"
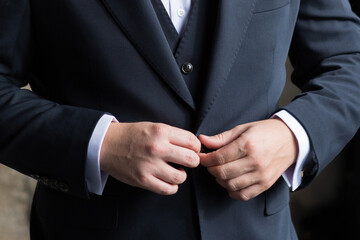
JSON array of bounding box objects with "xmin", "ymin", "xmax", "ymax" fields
[
  {"xmin": 0, "ymin": 0, "xmax": 105, "ymax": 199},
  {"xmin": 284, "ymin": 0, "xmax": 360, "ymax": 188}
]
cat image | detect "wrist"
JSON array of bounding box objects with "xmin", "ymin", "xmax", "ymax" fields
[
  {"xmin": 271, "ymin": 118, "xmax": 298, "ymax": 166},
  {"xmin": 100, "ymin": 122, "xmax": 125, "ymax": 173}
]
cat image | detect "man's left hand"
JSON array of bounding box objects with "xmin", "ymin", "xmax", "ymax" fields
[{"xmin": 198, "ymin": 118, "xmax": 298, "ymax": 201}]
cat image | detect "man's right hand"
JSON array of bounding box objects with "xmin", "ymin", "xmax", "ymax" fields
[{"xmin": 100, "ymin": 122, "xmax": 201, "ymax": 195}]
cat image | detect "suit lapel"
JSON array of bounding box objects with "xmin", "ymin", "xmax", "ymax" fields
[
  {"xmin": 196, "ymin": 0, "xmax": 257, "ymax": 130},
  {"xmin": 100, "ymin": 0, "xmax": 196, "ymax": 110}
]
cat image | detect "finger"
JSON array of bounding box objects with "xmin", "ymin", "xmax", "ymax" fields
[
  {"xmin": 198, "ymin": 133, "xmax": 236, "ymax": 150},
  {"xmin": 144, "ymin": 175, "xmax": 179, "ymax": 195},
  {"xmin": 164, "ymin": 144, "xmax": 200, "ymax": 168},
  {"xmin": 153, "ymin": 163, "xmax": 187, "ymax": 185},
  {"xmin": 198, "ymin": 125, "xmax": 249, "ymax": 150},
  {"xmin": 168, "ymin": 127, "xmax": 201, "ymax": 153},
  {"xmin": 199, "ymin": 139, "xmax": 247, "ymax": 167},
  {"xmin": 216, "ymin": 172, "xmax": 259, "ymax": 192},
  {"xmin": 207, "ymin": 158, "xmax": 254, "ymax": 180},
  {"xmin": 228, "ymin": 184, "xmax": 266, "ymax": 201}
]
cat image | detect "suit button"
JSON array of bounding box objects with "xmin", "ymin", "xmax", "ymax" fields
[{"xmin": 181, "ymin": 62, "xmax": 193, "ymax": 74}]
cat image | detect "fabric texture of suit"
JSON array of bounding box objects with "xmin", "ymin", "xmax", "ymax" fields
[{"xmin": 1, "ymin": 0, "xmax": 360, "ymax": 239}]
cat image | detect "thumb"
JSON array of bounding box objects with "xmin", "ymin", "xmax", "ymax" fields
[{"xmin": 198, "ymin": 128, "xmax": 240, "ymax": 150}]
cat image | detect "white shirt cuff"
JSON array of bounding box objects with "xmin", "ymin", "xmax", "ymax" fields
[
  {"xmin": 273, "ymin": 110, "xmax": 310, "ymax": 191},
  {"xmin": 85, "ymin": 114, "xmax": 117, "ymax": 195}
]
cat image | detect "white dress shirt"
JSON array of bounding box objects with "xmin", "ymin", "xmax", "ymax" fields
[
  {"xmin": 85, "ymin": 0, "xmax": 310, "ymax": 195},
  {"xmin": 160, "ymin": 0, "xmax": 192, "ymax": 34}
]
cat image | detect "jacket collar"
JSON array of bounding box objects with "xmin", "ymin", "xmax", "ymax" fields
[
  {"xmin": 100, "ymin": 0, "xmax": 196, "ymax": 110},
  {"xmin": 100, "ymin": 0, "xmax": 257, "ymax": 117}
]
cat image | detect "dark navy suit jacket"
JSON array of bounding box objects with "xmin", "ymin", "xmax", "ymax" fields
[{"xmin": 1, "ymin": 0, "xmax": 360, "ymax": 239}]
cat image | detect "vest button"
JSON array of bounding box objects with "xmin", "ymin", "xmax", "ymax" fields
[{"xmin": 181, "ymin": 62, "xmax": 193, "ymax": 74}]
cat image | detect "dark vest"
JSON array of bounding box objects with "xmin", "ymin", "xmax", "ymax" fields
[{"xmin": 151, "ymin": 0, "xmax": 219, "ymax": 108}]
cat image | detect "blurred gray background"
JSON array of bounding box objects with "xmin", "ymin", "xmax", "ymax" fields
[{"xmin": 0, "ymin": 62, "xmax": 359, "ymax": 239}]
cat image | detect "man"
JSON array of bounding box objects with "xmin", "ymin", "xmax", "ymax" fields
[{"xmin": 0, "ymin": 0, "xmax": 360, "ymax": 239}]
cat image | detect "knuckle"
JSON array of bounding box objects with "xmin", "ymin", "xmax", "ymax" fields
[
  {"xmin": 236, "ymin": 139, "xmax": 246, "ymax": 155},
  {"xmin": 187, "ymin": 134, "xmax": 198, "ymax": 148},
  {"xmin": 250, "ymin": 176, "xmax": 258, "ymax": 186},
  {"xmin": 239, "ymin": 192, "xmax": 250, "ymax": 201},
  {"xmin": 159, "ymin": 185, "xmax": 177, "ymax": 195},
  {"xmin": 226, "ymin": 179, "xmax": 238, "ymax": 192},
  {"xmin": 152, "ymin": 123, "xmax": 167, "ymax": 136},
  {"xmin": 216, "ymin": 166, "xmax": 228, "ymax": 180},
  {"xmin": 185, "ymin": 152, "xmax": 199, "ymax": 167},
  {"xmin": 135, "ymin": 172, "xmax": 148, "ymax": 186},
  {"xmin": 215, "ymin": 152, "xmax": 226, "ymax": 165},
  {"xmin": 228, "ymin": 190, "xmax": 251, "ymax": 201},
  {"xmin": 172, "ymin": 173, "xmax": 181, "ymax": 183},
  {"xmin": 159, "ymin": 188, "xmax": 171, "ymax": 195},
  {"xmin": 216, "ymin": 133, "xmax": 225, "ymax": 142},
  {"xmin": 172, "ymin": 172, "xmax": 186, "ymax": 184},
  {"xmin": 252, "ymin": 157, "xmax": 263, "ymax": 169},
  {"xmin": 146, "ymin": 143, "xmax": 164, "ymax": 156},
  {"xmin": 228, "ymin": 191, "xmax": 242, "ymax": 201},
  {"xmin": 244, "ymin": 138, "xmax": 256, "ymax": 153},
  {"xmin": 185, "ymin": 152, "xmax": 194, "ymax": 164}
]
